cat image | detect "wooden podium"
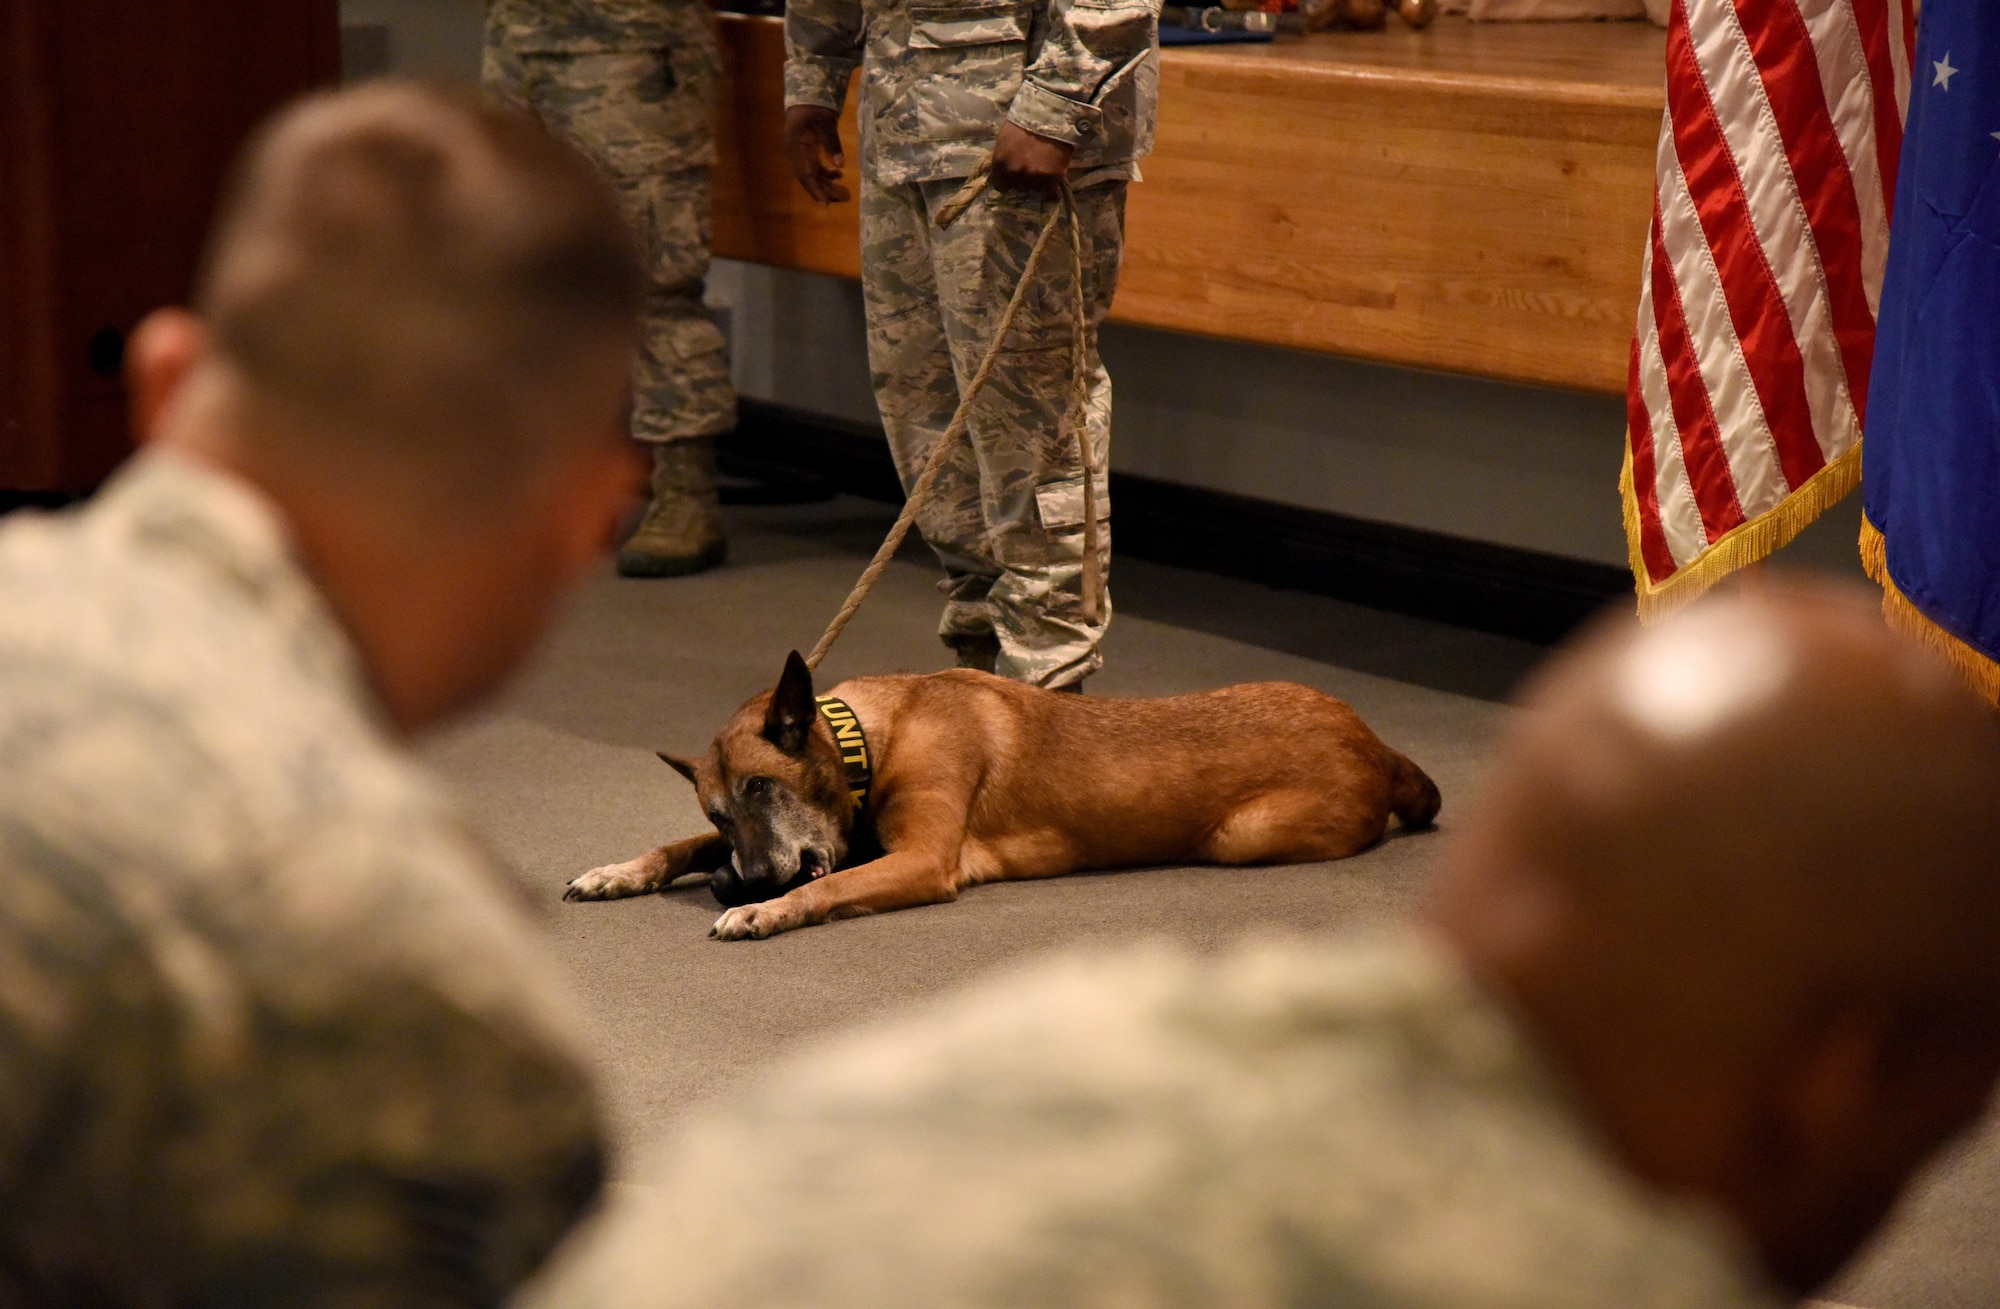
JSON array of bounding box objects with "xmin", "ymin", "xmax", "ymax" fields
[{"xmin": 0, "ymin": 1, "xmax": 340, "ymax": 493}]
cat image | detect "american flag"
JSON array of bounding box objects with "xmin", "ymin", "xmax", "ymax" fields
[{"xmin": 1622, "ymin": 0, "xmax": 1916, "ymax": 614}]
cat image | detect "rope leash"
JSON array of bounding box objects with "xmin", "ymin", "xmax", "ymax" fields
[{"xmin": 803, "ymin": 165, "xmax": 1102, "ymax": 672}]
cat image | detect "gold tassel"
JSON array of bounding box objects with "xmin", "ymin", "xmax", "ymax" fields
[
  {"xmin": 1860, "ymin": 514, "xmax": 2000, "ymax": 707},
  {"xmin": 1621, "ymin": 439, "xmax": 1865, "ymax": 623}
]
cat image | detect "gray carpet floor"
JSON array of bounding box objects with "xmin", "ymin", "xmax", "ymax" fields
[{"xmin": 424, "ymin": 495, "xmax": 1997, "ymax": 1309}]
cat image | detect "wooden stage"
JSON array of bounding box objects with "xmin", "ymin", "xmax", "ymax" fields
[{"xmin": 710, "ymin": 15, "xmax": 1665, "ymax": 395}]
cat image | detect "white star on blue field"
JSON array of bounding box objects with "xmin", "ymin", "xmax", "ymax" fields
[{"xmin": 1926, "ymin": 47, "xmax": 1995, "ymax": 142}]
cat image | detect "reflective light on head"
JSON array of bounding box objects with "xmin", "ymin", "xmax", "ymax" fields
[{"xmin": 1613, "ymin": 606, "xmax": 1794, "ymax": 743}]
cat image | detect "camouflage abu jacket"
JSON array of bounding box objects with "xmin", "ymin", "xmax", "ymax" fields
[
  {"xmin": 785, "ymin": 0, "xmax": 1161, "ymax": 184},
  {"xmin": 0, "ymin": 452, "xmax": 605, "ymax": 1306},
  {"xmin": 522, "ymin": 930, "xmax": 1786, "ymax": 1309}
]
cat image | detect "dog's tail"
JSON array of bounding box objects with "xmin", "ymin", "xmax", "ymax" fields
[{"xmin": 1389, "ymin": 752, "xmax": 1441, "ymax": 831}]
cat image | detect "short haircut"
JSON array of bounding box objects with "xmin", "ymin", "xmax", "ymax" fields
[{"xmin": 196, "ymin": 80, "xmax": 643, "ymax": 509}]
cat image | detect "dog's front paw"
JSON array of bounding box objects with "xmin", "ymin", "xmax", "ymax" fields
[
  {"xmin": 711, "ymin": 901, "xmax": 799, "ymax": 941},
  {"xmin": 566, "ymin": 858, "xmax": 660, "ymax": 902}
]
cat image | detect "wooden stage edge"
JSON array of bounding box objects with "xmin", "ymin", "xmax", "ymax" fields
[{"xmin": 711, "ymin": 14, "xmax": 1665, "ymax": 396}]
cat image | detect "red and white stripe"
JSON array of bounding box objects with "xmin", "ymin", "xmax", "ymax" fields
[{"xmin": 1627, "ymin": 0, "xmax": 1913, "ymax": 584}]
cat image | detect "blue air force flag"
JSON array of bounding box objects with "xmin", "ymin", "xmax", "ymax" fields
[{"xmin": 1862, "ymin": 0, "xmax": 2000, "ymax": 702}]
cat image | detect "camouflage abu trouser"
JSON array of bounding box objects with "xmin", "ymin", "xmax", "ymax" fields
[
  {"xmin": 483, "ymin": 18, "xmax": 737, "ymax": 443},
  {"xmin": 863, "ymin": 173, "xmax": 1125, "ymax": 689}
]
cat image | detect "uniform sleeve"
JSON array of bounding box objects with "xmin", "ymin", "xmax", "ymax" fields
[
  {"xmin": 784, "ymin": 0, "xmax": 864, "ymax": 112},
  {"xmin": 1007, "ymin": 0, "xmax": 1159, "ymax": 147}
]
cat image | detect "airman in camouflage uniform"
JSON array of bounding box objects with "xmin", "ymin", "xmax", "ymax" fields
[
  {"xmin": 787, "ymin": 0, "xmax": 1160, "ymax": 687},
  {"xmin": 0, "ymin": 80, "xmax": 649, "ymax": 1306},
  {"xmin": 485, "ymin": 0, "xmax": 738, "ymax": 577},
  {"xmin": 521, "ymin": 933, "xmax": 1785, "ymax": 1309},
  {"xmin": 0, "ymin": 454, "xmax": 604, "ymax": 1306}
]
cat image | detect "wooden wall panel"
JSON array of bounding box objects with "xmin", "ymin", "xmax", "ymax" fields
[
  {"xmin": 710, "ymin": 15, "xmax": 1664, "ymax": 394},
  {"xmin": 1, "ymin": 0, "xmax": 341, "ymax": 492},
  {"xmin": 1, "ymin": 3, "xmax": 65, "ymax": 490},
  {"xmin": 712, "ymin": 20, "xmax": 863, "ymax": 277}
]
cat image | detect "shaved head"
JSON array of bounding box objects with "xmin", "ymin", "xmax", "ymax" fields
[
  {"xmin": 194, "ymin": 80, "xmax": 643, "ymax": 515},
  {"xmin": 131, "ymin": 81, "xmax": 650, "ymax": 732},
  {"xmin": 1427, "ymin": 580, "xmax": 2000, "ymax": 1293}
]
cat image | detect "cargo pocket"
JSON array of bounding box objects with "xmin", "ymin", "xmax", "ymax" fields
[
  {"xmin": 909, "ymin": 0, "xmax": 1032, "ymax": 47},
  {"xmin": 1034, "ymin": 474, "xmax": 1110, "ymax": 533},
  {"xmin": 905, "ymin": 0, "xmax": 1032, "ymax": 144}
]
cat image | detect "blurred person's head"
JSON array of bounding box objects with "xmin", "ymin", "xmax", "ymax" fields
[
  {"xmin": 127, "ymin": 80, "xmax": 646, "ymax": 733},
  {"xmin": 1425, "ymin": 580, "xmax": 2000, "ymax": 1295}
]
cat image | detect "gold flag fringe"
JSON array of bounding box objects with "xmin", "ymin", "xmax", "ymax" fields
[
  {"xmin": 1859, "ymin": 513, "xmax": 2000, "ymax": 708},
  {"xmin": 1621, "ymin": 439, "xmax": 1864, "ymax": 623}
]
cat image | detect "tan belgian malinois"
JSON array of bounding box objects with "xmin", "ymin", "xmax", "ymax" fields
[{"xmin": 566, "ymin": 652, "xmax": 1441, "ymax": 940}]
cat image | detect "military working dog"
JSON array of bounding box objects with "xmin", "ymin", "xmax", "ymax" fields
[{"xmin": 566, "ymin": 653, "xmax": 1441, "ymax": 940}]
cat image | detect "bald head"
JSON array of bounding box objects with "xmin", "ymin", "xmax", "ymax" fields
[
  {"xmin": 1427, "ymin": 580, "xmax": 2000, "ymax": 1292},
  {"xmin": 1446, "ymin": 581, "xmax": 2000, "ymax": 1032},
  {"xmin": 194, "ymin": 79, "xmax": 643, "ymax": 513}
]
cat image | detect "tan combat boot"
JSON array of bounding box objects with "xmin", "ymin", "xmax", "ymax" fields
[{"xmin": 618, "ymin": 439, "xmax": 727, "ymax": 578}]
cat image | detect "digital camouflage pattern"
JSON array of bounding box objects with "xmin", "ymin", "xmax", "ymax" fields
[
  {"xmin": 486, "ymin": 0, "xmax": 697, "ymax": 50},
  {"xmin": 791, "ymin": 0, "xmax": 1157, "ymax": 683},
  {"xmin": 867, "ymin": 175, "xmax": 1124, "ymax": 687},
  {"xmin": 0, "ymin": 454, "xmax": 605, "ymax": 1307},
  {"xmin": 786, "ymin": 0, "xmax": 1161, "ymax": 186},
  {"xmin": 486, "ymin": 0, "xmax": 736, "ymax": 442},
  {"xmin": 525, "ymin": 931, "xmax": 1785, "ymax": 1309}
]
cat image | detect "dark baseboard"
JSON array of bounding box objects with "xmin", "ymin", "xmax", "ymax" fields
[
  {"xmin": 728, "ymin": 402, "xmax": 906, "ymax": 503},
  {"xmin": 724, "ymin": 399, "xmax": 1633, "ymax": 645}
]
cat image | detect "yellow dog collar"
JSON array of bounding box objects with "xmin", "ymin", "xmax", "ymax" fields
[{"xmin": 814, "ymin": 695, "xmax": 871, "ymax": 814}]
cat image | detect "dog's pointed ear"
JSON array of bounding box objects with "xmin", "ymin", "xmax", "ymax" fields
[
  {"xmin": 763, "ymin": 650, "xmax": 816, "ymax": 754},
  {"xmin": 656, "ymin": 752, "xmax": 700, "ymax": 787}
]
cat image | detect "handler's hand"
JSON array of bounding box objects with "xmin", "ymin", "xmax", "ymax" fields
[
  {"xmin": 785, "ymin": 105, "xmax": 850, "ymax": 204},
  {"xmin": 990, "ymin": 120, "xmax": 1074, "ymax": 197}
]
